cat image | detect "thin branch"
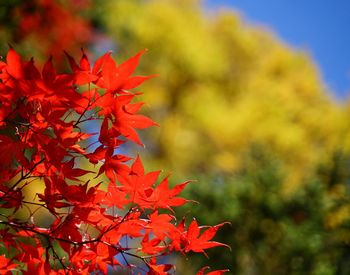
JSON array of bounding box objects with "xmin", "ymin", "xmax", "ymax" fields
[{"xmin": 0, "ymin": 158, "xmax": 45, "ymax": 200}]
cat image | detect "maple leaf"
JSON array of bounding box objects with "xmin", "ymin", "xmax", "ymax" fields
[
  {"xmin": 104, "ymin": 211, "xmax": 146, "ymax": 242},
  {"xmin": 50, "ymin": 214, "xmax": 83, "ymax": 253},
  {"xmin": 42, "ymin": 56, "xmax": 57, "ymax": 85},
  {"xmin": 65, "ymin": 49, "xmax": 98, "ymax": 85},
  {"xmin": 0, "ymin": 135, "xmax": 26, "ymax": 169},
  {"xmin": 146, "ymin": 211, "xmax": 176, "ymax": 240},
  {"xmin": 184, "ymin": 220, "xmax": 230, "ymax": 255},
  {"xmin": 69, "ymin": 246, "xmax": 96, "ymax": 273},
  {"xmin": 0, "ymin": 230, "xmax": 17, "ymax": 252},
  {"xmin": 98, "ymin": 94, "xmax": 158, "ymax": 145},
  {"xmin": 17, "ymin": 243, "xmax": 49, "ymax": 275},
  {"xmin": 145, "ymin": 176, "xmax": 191, "ymax": 211},
  {"xmin": 0, "ymin": 185, "xmax": 23, "ymax": 211},
  {"xmin": 5, "ymin": 47, "xmax": 23, "ymax": 79},
  {"xmin": 0, "ymin": 84, "xmax": 14, "ymax": 126},
  {"xmin": 117, "ymin": 156, "xmax": 161, "ymax": 207},
  {"xmin": 98, "ymin": 153, "xmax": 131, "ymax": 183},
  {"xmin": 34, "ymin": 56, "xmax": 79, "ymax": 106},
  {"xmin": 95, "ymin": 182, "xmax": 128, "ymax": 209},
  {"xmin": 74, "ymin": 88, "xmax": 100, "ymax": 115},
  {"xmin": 196, "ymin": 266, "xmax": 230, "ymax": 275},
  {"xmin": 37, "ymin": 187, "xmax": 69, "ymax": 215},
  {"xmin": 86, "ymin": 145, "xmax": 108, "ymax": 165},
  {"xmin": 147, "ymin": 257, "xmax": 173, "ymax": 275},
  {"xmin": 141, "ymin": 234, "xmax": 165, "ymax": 255},
  {"xmin": 168, "ymin": 218, "xmax": 186, "ymax": 252},
  {"xmin": 98, "ymin": 116, "xmax": 118, "ymax": 147},
  {"xmin": 61, "ymin": 158, "xmax": 94, "ymax": 181},
  {"xmin": 95, "ymin": 49, "xmax": 155, "ymax": 93},
  {"xmin": 0, "ymin": 255, "xmax": 18, "ymax": 274},
  {"xmin": 88, "ymin": 242, "xmax": 120, "ymax": 274}
]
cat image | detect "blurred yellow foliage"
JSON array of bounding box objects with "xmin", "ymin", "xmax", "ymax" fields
[
  {"xmin": 100, "ymin": 0, "xmax": 350, "ymax": 194},
  {"xmin": 326, "ymin": 205, "xmax": 350, "ymax": 229}
]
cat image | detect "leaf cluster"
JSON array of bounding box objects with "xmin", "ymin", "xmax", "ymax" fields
[{"xmin": 0, "ymin": 48, "xmax": 229, "ymax": 274}]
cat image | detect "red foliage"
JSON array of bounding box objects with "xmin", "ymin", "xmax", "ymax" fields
[
  {"xmin": 0, "ymin": 48, "xmax": 229, "ymax": 274},
  {"xmin": 12, "ymin": 0, "xmax": 92, "ymax": 62}
]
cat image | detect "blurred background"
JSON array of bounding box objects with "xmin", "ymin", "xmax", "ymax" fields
[{"xmin": 1, "ymin": 0, "xmax": 350, "ymax": 274}]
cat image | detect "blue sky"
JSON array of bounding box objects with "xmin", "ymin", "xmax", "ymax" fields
[{"xmin": 205, "ymin": 0, "xmax": 350, "ymax": 99}]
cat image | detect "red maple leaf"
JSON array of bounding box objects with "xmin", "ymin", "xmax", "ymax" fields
[
  {"xmin": 0, "ymin": 255, "xmax": 18, "ymax": 274},
  {"xmin": 141, "ymin": 234, "xmax": 165, "ymax": 255},
  {"xmin": 145, "ymin": 176, "xmax": 191, "ymax": 211},
  {"xmin": 65, "ymin": 49, "xmax": 98, "ymax": 85},
  {"xmin": 94, "ymin": 49, "xmax": 154, "ymax": 93},
  {"xmin": 146, "ymin": 211, "xmax": 176, "ymax": 240},
  {"xmin": 196, "ymin": 266, "xmax": 230, "ymax": 275},
  {"xmin": 98, "ymin": 93, "xmax": 158, "ymax": 145},
  {"xmin": 184, "ymin": 220, "xmax": 230, "ymax": 255},
  {"xmin": 146, "ymin": 257, "xmax": 173, "ymax": 275},
  {"xmin": 95, "ymin": 182, "xmax": 128, "ymax": 209},
  {"xmin": 117, "ymin": 156, "xmax": 161, "ymax": 207}
]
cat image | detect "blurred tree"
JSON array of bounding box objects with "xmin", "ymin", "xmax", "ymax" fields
[
  {"xmin": 99, "ymin": 0, "xmax": 350, "ymax": 191},
  {"xmin": 179, "ymin": 145, "xmax": 350, "ymax": 274},
  {"xmin": 97, "ymin": 0, "xmax": 350, "ymax": 273},
  {"xmin": 0, "ymin": 0, "xmax": 93, "ymax": 64}
]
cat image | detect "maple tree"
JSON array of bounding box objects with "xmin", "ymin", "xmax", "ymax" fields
[{"xmin": 0, "ymin": 48, "xmax": 229, "ymax": 274}]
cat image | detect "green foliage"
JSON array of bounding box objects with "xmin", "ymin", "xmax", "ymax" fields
[{"xmin": 180, "ymin": 146, "xmax": 350, "ymax": 274}]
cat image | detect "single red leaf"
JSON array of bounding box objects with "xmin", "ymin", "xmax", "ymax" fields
[
  {"xmin": 146, "ymin": 211, "xmax": 176, "ymax": 240},
  {"xmin": 42, "ymin": 56, "xmax": 56, "ymax": 85},
  {"xmin": 145, "ymin": 176, "xmax": 191, "ymax": 210},
  {"xmin": 118, "ymin": 49, "xmax": 147, "ymax": 79},
  {"xmin": 6, "ymin": 47, "xmax": 23, "ymax": 79},
  {"xmin": 147, "ymin": 257, "xmax": 173, "ymax": 275},
  {"xmin": 196, "ymin": 266, "xmax": 230, "ymax": 275},
  {"xmin": 184, "ymin": 220, "xmax": 230, "ymax": 254}
]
